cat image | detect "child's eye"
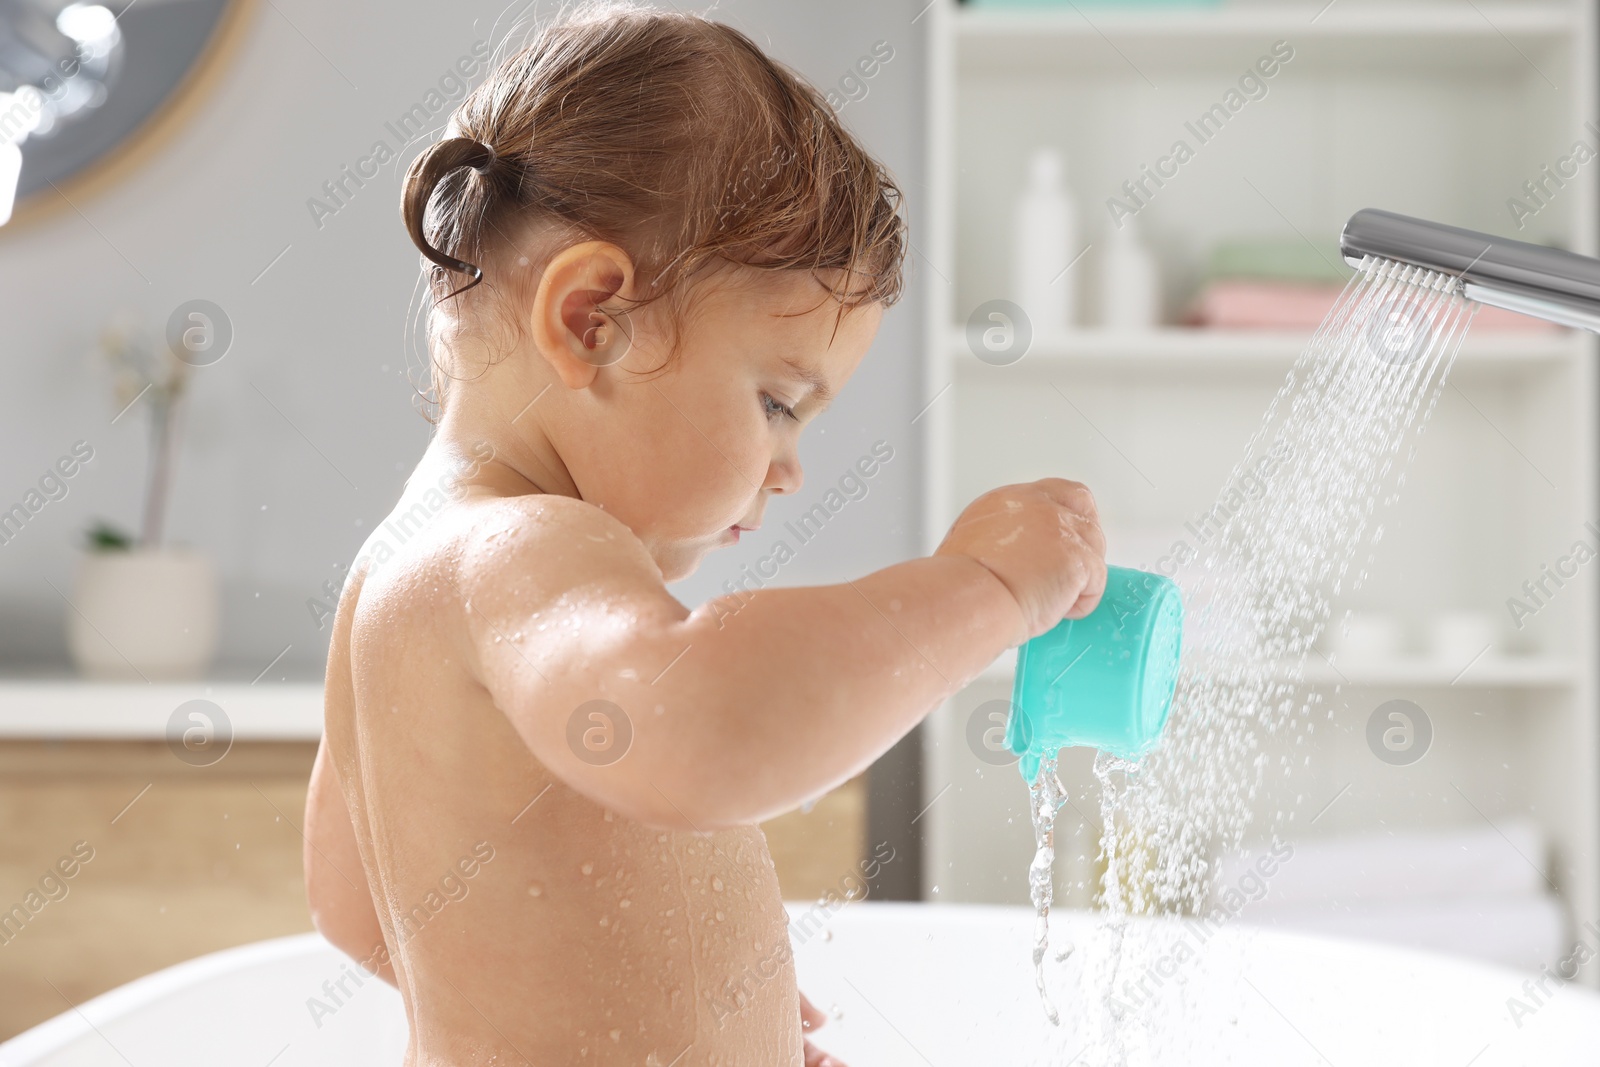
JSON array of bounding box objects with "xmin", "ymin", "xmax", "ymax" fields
[{"xmin": 761, "ymin": 392, "xmax": 798, "ymax": 422}]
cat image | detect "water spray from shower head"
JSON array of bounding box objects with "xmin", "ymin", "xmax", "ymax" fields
[{"xmin": 1340, "ymin": 208, "xmax": 1600, "ymax": 333}]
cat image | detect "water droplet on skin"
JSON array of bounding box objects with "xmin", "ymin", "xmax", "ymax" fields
[
  {"xmin": 609, "ymin": 1029, "xmax": 621, "ymax": 1042},
  {"xmin": 527, "ymin": 883, "xmax": 543, "ymax": 897},
  {"xmin": 711, "ymin": 876, "xmax": 723, "ymax": 892},
  {"xmin": 620, "ymin": 898, "xmax": 631, "ymax": 908},
  {"xmin": 581, "ymin": 861, "xmax": 594, "ymax": 876}
]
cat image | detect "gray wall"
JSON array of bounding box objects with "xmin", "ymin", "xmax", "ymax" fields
[{"xmin": 0, "ymin": 0, "xmax": 928, "ymax": 892}]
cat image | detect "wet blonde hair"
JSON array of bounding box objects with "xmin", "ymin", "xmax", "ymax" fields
[{"xmin": 400, "ymin": 1, "xmax": 907, "ymax": 417}]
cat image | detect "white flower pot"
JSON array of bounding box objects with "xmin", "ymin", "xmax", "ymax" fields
[{"xmin": 67, "ymin": 548, "xmax": 219, "ymax": 680}]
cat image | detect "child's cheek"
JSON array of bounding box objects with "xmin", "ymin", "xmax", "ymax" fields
[
  {"xmin": 645, "ymin": 442, "xmax": 748, "ymax": 537},
  {"xmin": 646, "ymin": 384, "xmax": 765, "ymax": 531},
  {"xmin": 703, "ymin": 447, "xmax": 764, "ymax": 533}
]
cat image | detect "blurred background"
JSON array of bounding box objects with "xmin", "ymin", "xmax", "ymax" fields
[{"xmin": 1, "ymin": 0, "xmax": 1596, "ymax": 1041}]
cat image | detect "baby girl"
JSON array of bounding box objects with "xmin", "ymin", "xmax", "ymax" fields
[{"xmin": 301, "ymin": 4, "xmax": 1105, "ymax": 1064}]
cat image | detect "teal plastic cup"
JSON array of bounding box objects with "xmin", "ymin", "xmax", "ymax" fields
[{"xmin": 1006, "ymin": 566, "xmax": 1184, "ymax": 781}]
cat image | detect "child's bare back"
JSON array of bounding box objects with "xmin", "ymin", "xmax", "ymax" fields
[{"xmin": 316, "ymin": 472, "xmax": 799, "ymax": 1064}]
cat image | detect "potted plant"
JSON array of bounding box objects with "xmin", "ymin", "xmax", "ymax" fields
[{"xmin": 67, "ymin": 312, "xmax": 217, "ymax": 680}]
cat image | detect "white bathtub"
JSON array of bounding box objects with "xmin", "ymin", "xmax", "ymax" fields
[{"xmin": 4, "ymin": 903, "xmax": 1597, "ymax": 1066}]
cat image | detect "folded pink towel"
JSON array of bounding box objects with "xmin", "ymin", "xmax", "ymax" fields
[{"xmin": 1187, "ymin": 279, "xmax": 1562, "ymax": 332}]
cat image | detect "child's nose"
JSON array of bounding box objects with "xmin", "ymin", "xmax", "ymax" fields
[{"xmin": 765, "ymin": 454, "xmax": 803, "ymax": 495}]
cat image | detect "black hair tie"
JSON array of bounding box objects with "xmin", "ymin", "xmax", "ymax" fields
[{"xmin": 404, "ymin": 135, "xmax": 500, "ymax": 298}]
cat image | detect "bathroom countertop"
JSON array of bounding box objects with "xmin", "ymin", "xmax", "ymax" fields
[{"xmin": 0, "ymin": 674, "xmax": 324, "ymax": 741}]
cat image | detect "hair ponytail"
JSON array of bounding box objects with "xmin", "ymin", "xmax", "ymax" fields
[{"xmin": 401, "ymin": 136, "xmax": 499, "ymax": 300}]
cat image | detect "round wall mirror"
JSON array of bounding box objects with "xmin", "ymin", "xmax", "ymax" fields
[{"xmin": 0, "ymin": 0, "xmax": 254, "ymax": 229}]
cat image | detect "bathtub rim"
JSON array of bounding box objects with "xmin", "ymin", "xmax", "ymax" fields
[
  {"xmin": 5, "ymin": 900, "xmax": 1596, "ymax": 1059},
  {"xmin": 0, "ymin": 931, "xmax": 328, "ymax": 1062}
]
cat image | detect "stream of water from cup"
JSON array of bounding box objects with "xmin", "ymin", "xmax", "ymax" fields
[{"xmin": 1023, "ymin": 256, "xmax": 1480, "ymax": 1058}]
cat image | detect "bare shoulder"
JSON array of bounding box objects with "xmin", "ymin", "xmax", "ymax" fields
[
  {"xmin": 439, "ymin": 494, "xmax": 685, "ymax": 662},
  {"xmin": 344, "ymin": 491, "xmax": 686, "ymax": 712},
  {"xmin": 453, "ymin": 493, "xmax": 665, "ymax": 599}
]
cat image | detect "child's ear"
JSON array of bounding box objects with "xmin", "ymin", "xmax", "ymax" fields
[{"xmin": 531, "ymin": 241, "xmax": 636, "ymax": 389}]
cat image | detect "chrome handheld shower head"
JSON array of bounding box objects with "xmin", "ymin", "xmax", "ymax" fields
[{"xmin": 1340, "ymin": 208, "xmax": 1600, "ymax": 333}]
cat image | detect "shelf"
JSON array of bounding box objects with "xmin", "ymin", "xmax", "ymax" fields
[
  {"xmin": 973, "ymin": 649, "xmax": 1577, "ymax": 690},
  {"xmin": 1291, "ymin": 656, "xmax": 1579, "ymax": 689},
  {"xmin": 956, "ymin": 4, "xmax": 1576, "ymax": 78},
  {"xmin": 0, "ymin": 678, "xmax": 324, "ymax": 741},
  {"xmin": 946, "ymin": 328, "xmax": 1584, "ymax": 376}
]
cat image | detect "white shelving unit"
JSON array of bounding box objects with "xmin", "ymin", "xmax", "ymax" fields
[{"xmin": 917, "ymin": 0, "xmax": 1600, "ymax": 977}]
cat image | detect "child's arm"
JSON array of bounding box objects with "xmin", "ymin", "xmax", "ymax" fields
[
  {"xmin": 457, "ymin": 478, "xmax": 1104, "ymax": 830},
  {"xmin": 304, "ymin": 738, "xmax": 397, "ymax": 986}
]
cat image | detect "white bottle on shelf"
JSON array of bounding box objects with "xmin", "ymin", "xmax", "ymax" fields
[
  {"xmin": 1012, "ymin": 147, "xmax": 1076, "ymax": 338},
  {"xmin": 1100, "ymin": 213, "xmax": 1161, "ymax": 330}
]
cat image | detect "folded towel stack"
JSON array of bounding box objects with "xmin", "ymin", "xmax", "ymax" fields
[{"xmin": 1213, "ymin": 819, "xmax": 1567, "ymax": 973}]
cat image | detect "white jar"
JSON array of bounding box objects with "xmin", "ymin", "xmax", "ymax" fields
[
  {"xmin": 1100, "ymin": 214, "xmax": 1161, "ymax": 329},
  {"xmin": 1325, "ymin": 611, "xmax": 1405, "ymax": 662}
]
